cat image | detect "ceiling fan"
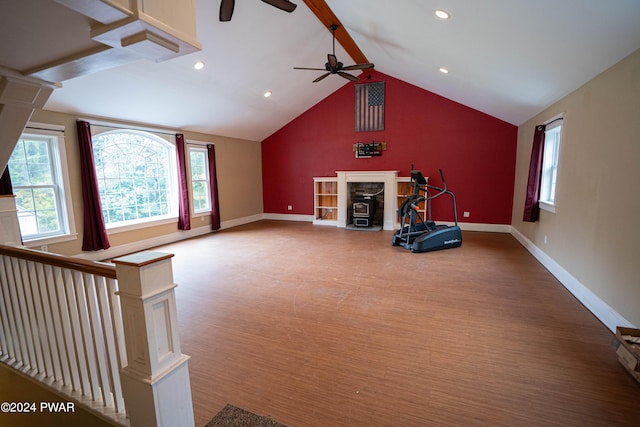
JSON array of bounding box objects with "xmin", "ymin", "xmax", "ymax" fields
[
  {"xmin": 219, "ymin": 0, "xmax": 297, "ymax": 22},
  {"xmin": 294, "ymin": 24, "xmax": 374, "ymax": 83}
]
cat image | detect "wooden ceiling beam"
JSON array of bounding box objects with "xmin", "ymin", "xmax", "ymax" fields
[{"xmin": 301, "ymin": 0, "xmax": 370, "ymax": 65}]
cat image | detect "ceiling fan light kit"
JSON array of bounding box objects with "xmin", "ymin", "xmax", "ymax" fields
[{"xmin": 294, "ymin": 24, "xmax": 374, "ymax": 82}]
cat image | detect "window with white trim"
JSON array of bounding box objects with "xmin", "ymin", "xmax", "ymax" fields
[
  {"xmin": 188, "ymin": 146, "xmax": 211, "ymax": 214},
  {"xmin": 92, "ymin": 130, "xmax": 178, "ymax": 229},
  {"xmin": 539, "ymin": 117, "xmax": 562, "ymax": 212},
  {"xmin": 8, "ymin": 126, "xmax": 75, "ymax": 243}
]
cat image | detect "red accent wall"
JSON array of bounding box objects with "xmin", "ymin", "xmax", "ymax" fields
[{"xmin": 261, "ymin": 71, "xmax": 517, "ymax": 224}]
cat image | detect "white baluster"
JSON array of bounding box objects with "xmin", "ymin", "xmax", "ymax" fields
[
  {"xmin": 35, "ymin": 262, "xmax": 58, "ymax": 380},
  {"xmin": 22, "ymin": 260, "xmax": 44, "ymax": 374},
  {"xmin": 66, "ymin": 269, "xmax": 91, "ymax": 395},
  {"xmin": 45, "ymin": 264, "xmax": 72, "ymax": 385},
  {"xmin": 12, "ymin": 259, "xmax": 35, "ymax": 372},
  {"xmin": 85, "ymin": 274, "xmax": 113, "ymax": 407},
  {"xmin": 54, "ymin": 266, "xmax": 80, "ymax": 388},
  {"xmin": 73, "ymin": 270, "xmax": 100, "ymax": 400},
  {"xmin": 0, "ymin": 255, "xmax": 15, "ymax": 359},
  {"xmin": 95, "ymin": 275, "xmax": 125, "ymax": 412},
  {"xmin": 6, "ymin": 258, "xmax": 26, "ymax": 366}
]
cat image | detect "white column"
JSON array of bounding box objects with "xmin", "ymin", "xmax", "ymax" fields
[
  {"xmin": 336, "ymin": 172, "xmax": 348, "ymax": 228},
  {"xmin": 113, "ymin": 251, "xmax": 194, "ymax": 427},
  {"xmin": 0, "ymin": 195, "xmax": 23, "ymax": 246},
  {"xmin": 382, "ymin": 171, "xmax": 399, "ymax": 231}
]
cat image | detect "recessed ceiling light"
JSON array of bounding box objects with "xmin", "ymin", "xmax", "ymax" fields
[
  {"xmin": 193, "ymin": 61, "xmax": 205, "ymax": 70},
  {"xmin": 264, "ymin": 90, "xmax": 272, "ymax": 98},
  {"xmin": 435, "ymin": 9, "xmax": 450, "ymax": 19},
  {"xmin": 439, "ymin": 67, "xmax": 449, "ymax": 74}
]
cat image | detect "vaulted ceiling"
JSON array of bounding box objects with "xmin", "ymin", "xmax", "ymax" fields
[{"xmin": 2, "ymin": 0, "xmax": 640, "ymax": 141}]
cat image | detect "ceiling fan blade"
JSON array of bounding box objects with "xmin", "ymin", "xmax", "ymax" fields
[
  {"xmin": 327, "ymin": 54, "xmax": 338, "ymax": 71},
  {"xmin": 313, "ymin": 73, "xmax": 331, "ymax": 83},
  {"xmin": 219, "ymin": 0, "xmax": 235, "ymax": 21},
  {"xmin": 338, "ymin": 71, "xmax": 359, "ymax": 82},
  {"xmin": 293, "ymin": 67, "xmax": 327, "ymax": 71},
  {"xmin": 342, "ymin": 63, "xmax": 375, "ymax": 71},
  {"xmin": 261, "ymin": 0, "xmax": 297, "ymax": 13}
]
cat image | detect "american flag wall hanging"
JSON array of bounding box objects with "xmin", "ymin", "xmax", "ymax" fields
[{"xmin": 355, "ymin": 81, "xmax": 385, "ymax": 132}]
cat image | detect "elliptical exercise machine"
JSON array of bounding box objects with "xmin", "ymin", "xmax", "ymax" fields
[{"xmin": 392, "ymin": 168, "xmax": 462, "ymax": 253}]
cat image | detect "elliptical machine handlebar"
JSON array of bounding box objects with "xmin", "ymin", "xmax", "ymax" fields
[
  {"xmin": 423, "ymin": 168, "xmax": 448, "ymax": 201},
  {"xmin": 420, "ymin": 167, "xmax": 459, "ymax": 225}
]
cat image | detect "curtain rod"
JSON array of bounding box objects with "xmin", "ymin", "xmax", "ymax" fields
[
  {"xmin": 25, "ymin": 125, "xmax": 65, "ymax": 133},
  {"xmin": 545, "ymin": 117, "xmax": 563, "ymax": 126},
  {"xmin": 25, "ymin": 122, "xmax": 65, "ymax": 133},
  {"xmin": 186, "ymin": 139, "xmax": 215, "ymax": 147},
  {"xmin": 86, "ymin": 121, "xmax": 178, "ymax": 136}
]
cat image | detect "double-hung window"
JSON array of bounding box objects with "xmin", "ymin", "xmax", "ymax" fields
[
  {"xmin": 539, "ymin": 116, "xmax": 563, "ymax": 213},
  {"xmin": 8, "ymin": 124, "xmax": 75, "ymax": 244},
  {"xmin": 188, "ymin": 146, "xmax": 211, "ymax": 214},
  {"xmin": 91, "ymin": 129, "xmax": 178, "ymax": 230}
]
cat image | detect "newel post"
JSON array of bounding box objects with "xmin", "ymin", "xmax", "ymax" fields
[
  {"xmin": 0, "ymin": 195, "xmax": 22, "ymax": 246},
  {"xmin": 112, "ymin": 251, "xmax": 194, "ymax": 427}
]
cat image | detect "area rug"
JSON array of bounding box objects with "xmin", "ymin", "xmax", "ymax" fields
[{"xmin": 206, "ymin": 404, "xmax": 289, "ymax": 427}]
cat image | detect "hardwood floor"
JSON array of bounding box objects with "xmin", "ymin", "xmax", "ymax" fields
[{"xmin": 154, "ymin": 220, "xmax": 639, "ymax": 427}]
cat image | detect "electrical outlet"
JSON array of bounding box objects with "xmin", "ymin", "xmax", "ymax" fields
[
  {"xmin": 287, "ymin": 205, "xmax": 293, "ymax": 211},
  {"xmin": 544, "ymin": 235, "xmax": 548, "ymax": 244},
  {"xmin": 463, "ymin": 211, "xmax": 470, "ymax": 218}
]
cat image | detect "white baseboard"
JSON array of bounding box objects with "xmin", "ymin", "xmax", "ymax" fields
[
  {"xmin": 510, "ymin": 227, "xmax": 635, "ymax": 332},
  {"xmin": 75, "ymin": 213, "xmax": 266, "ymax": 261},
  {"xmin": 74, "ymin": 213, "xmax": 289, "ymax": 261},
  {"xmin": 455, "ymin": 222, "xmax": 512, "ymax": 233},
  {"xmin": 262, "ymin": 213, "xmax": 314, "ymax": 222},
  {"xmin": 220, "ymin": 213, "xmax": 264, "ymax": 229},
  {"xmin": 262, "ymin": 215, "xmax": 511, "ymax": 233},
  {"xmin": 74, "ymin": 224, "xmax": 216, "ymax": 261}
]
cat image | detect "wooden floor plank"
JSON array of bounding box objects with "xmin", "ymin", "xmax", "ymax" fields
[{"xmin": 154, "ymin": 221, "xmax": 639, "ymax": 427}]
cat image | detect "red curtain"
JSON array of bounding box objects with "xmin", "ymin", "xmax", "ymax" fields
[
  {"xmin": 523, "ymin": 125, "xmax": 546, "ymax": 222},
  {"xmin": 77, "ymin": 120, "xmax": 110, "ymax": 251},
  {"xmin": 207, "ymin": 144, "xmax": 221, "ymax": 230},
  {"xmin": 0, "ymin": 167, "xmax": 12, "ymax": 195},
  {"xmin": 175, "ymin": 134, "xmax": 191, "ymax": 230}
]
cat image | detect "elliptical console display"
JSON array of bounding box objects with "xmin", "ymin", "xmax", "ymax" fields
[{"xmin": 392, "ymin": 168, "xmax": 462, "ymax": 253}]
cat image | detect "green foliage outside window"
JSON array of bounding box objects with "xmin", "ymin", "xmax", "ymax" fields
[
  {"xmin": 9, "ymin": 137, "xmax": 61, "ymax": 237},
  {"xmin": 189, "ymin": 148, "xmax": 210, "ymax": 212},
  {"xmin": 92, "ymin": 131, "xmax": 173, "ymax": 226}
]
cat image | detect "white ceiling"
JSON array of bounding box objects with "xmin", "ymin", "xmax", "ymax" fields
[{"xmin": 3, "ymin": 0, "xmax": 640, "ymax": 141}]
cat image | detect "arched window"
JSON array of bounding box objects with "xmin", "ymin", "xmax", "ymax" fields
[{"xmin": 92, "ymin": 130, "xmax": 177, "ymax": 228}]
